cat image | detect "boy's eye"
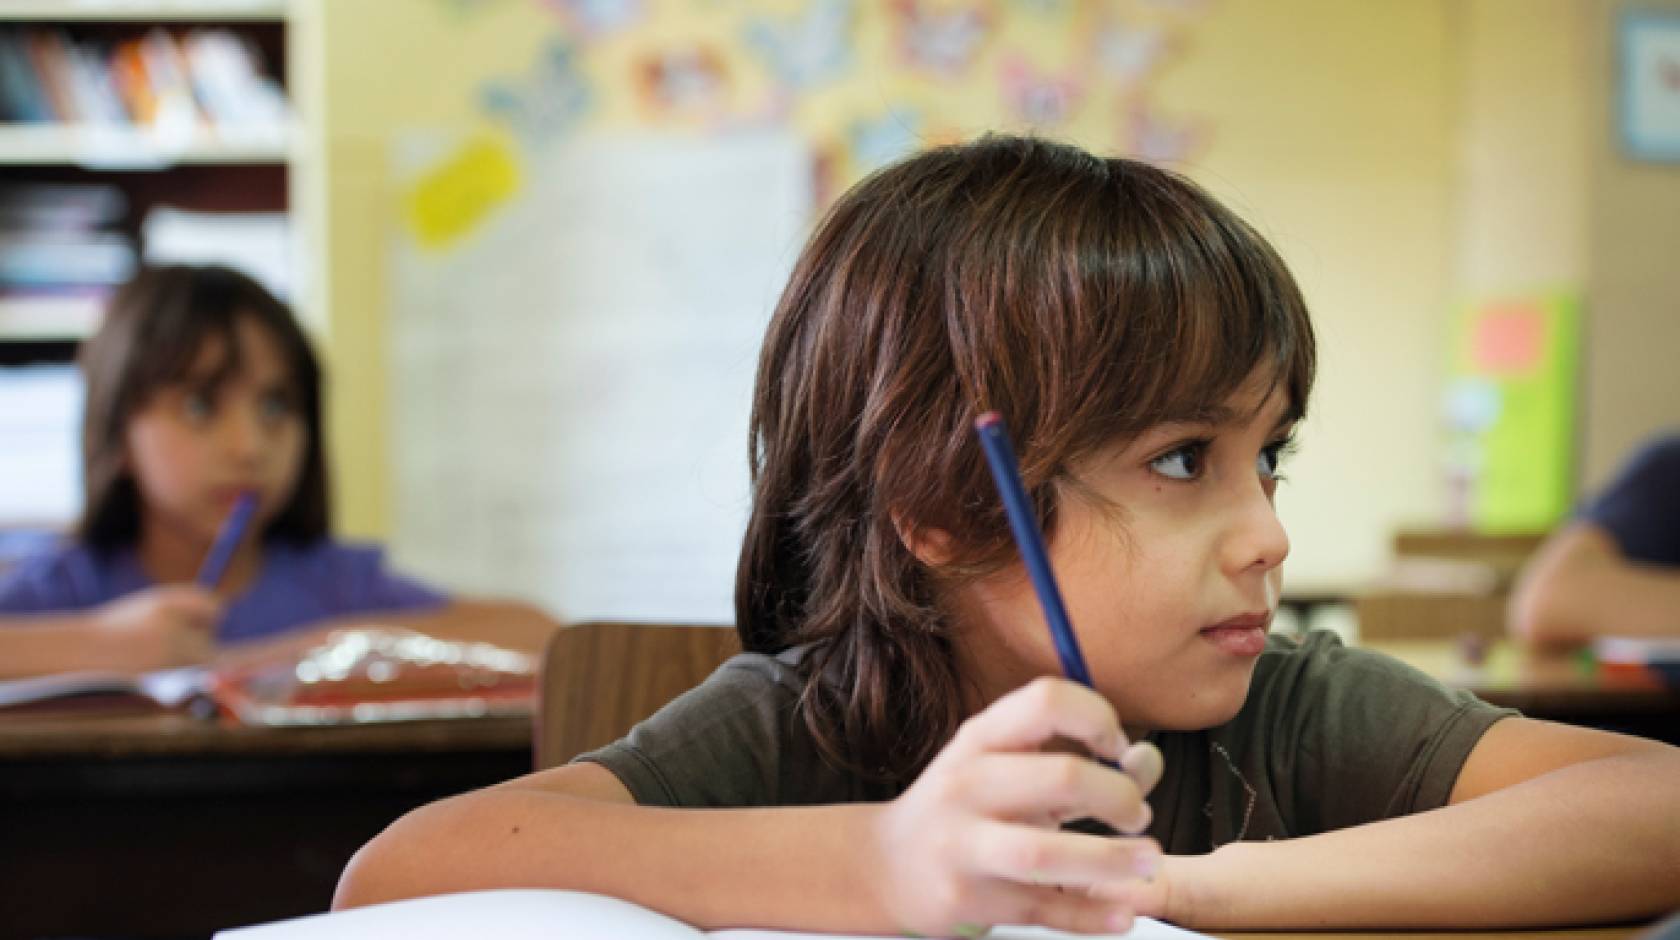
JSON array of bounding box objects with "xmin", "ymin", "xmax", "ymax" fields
[
  {"xmin": 1258, "ymin": 437, "xmax": 1297, "ymax": 480},
  {"xmin": 1150, "ymin": 442, "xmax": 1205, "ymax": 480}
]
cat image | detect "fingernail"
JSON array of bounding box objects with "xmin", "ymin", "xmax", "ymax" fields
[
  {"xmin": 1133, "ymin": 851, "xmax": 1161, "ymax": 879},
  {"xmin": 953, "ymin": 922, "xmax": 990, "ymax": 939},
  {"xmin": 1108, "ymin": 911, "xmax": 1136, "ymax": 932}
]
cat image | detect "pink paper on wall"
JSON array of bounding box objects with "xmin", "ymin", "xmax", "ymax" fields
[{"xmin": 1471, "ymin": 304, "xmax": 1544, "ymax": 376}]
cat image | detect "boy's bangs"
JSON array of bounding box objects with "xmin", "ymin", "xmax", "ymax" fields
[{"xmin": 1082, "ymin": 199, "xmax": 1314, "ymax": 444}]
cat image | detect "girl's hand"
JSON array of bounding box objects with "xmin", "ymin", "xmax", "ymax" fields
[
  {"xmin": 92, "ymin": 585, "xmax": 222, "ymax": 672},
  {"xmin": 868, "ymin": 676, "xmax": 1166, "ymax": 937}
]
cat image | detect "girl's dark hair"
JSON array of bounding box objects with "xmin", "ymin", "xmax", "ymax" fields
[
  {"xmin": 77, "ymin": 263, "xmax": 328, "ymax": 551},
  {"xmin": 735, "ymin": 134, "xmax": 1316, "ymax": 789}
]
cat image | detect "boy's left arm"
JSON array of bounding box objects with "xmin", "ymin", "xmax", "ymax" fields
[{"xmin": 1154, "ymin": 717, "xmax": 1680, "ymax": 928}]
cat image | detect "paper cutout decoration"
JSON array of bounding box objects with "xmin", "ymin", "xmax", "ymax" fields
[
  {"xmin": 999, "ymin": 54, "xmax": 1084, "ymax": 126},
  {"xmin": 1094, "ymin": 20, "xmax": 1172, "ymax": 86},
  {"xmin": 1010, "ymin": 0, "xmax": 1068, "ymax": 15},
  {"xmin": 636, "ymin": 46, "xmax": 732, "ymax": 120},
  {"xmin": 403, "ymin": 135, "xmax": 523, "ymax": 252},
  {"xmin": 892, "ymin": 0, "xmax": 992, "ymax": 76},
  {"xmin": 849, "ymin": 107, "xmax": 924, "ymax": 172},
  {"xmin": 481, "ymin": 40, "xmax": 593, "ymax": 148},
  {"xmin": 1445, "ymin": 292, "xmax": 1581, "ymax": 533},
  {"xmin": 744, "ymin": 0, "xmax": 854, "ymax": 91},
  {"xmin": 1125, "ymin": 100, "xmax": 1206, "ymax": 163},
  {"xmin": 542, "ymin": 0, "xmax": 645, "ymax": 36}
]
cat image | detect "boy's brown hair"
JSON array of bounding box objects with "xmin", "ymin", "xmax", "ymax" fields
[
  {"xmin": 736, "ymin": 134, "xmax": 1316, "ymax": 788},
  {"xmin": 78, "ymin": 263, "xmax": 328, "ymax": 551}
]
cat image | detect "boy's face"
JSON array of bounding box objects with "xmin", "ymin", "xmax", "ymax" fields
[
  {"xmin": 126, "ymin": 316, "xmax": 308, "ymax": 548},
  {"xmin": 951, "ymin": 369, "xmax": 1296, "ymax": 733}
]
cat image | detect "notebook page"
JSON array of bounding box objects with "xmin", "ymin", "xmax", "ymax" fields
[
  {"xmin": 715, "ymin": 916, "xmax": 1213, "ymax": 940},
  {"xmin": 215, "ymin": 889, "xmax": 702, "ymax": 939}
]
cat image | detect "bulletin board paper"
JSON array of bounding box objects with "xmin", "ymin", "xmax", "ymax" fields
[{"xmin": 388, "ymin": 132, "xmax": 812, "ymax": 622}]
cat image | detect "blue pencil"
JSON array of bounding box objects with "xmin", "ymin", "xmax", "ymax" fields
[
  {"xmin": 974, "ymin": 412, "xmax": 1100, "ymax": 691},
  {"xmin": 196, "ymin": 491, "xmax": 258, "ymax": 588}
]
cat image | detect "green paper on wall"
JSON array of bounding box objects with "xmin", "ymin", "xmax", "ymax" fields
[{"xmin": 1445, "ymin": 292, "xmax": 1580, "ymax": 533}]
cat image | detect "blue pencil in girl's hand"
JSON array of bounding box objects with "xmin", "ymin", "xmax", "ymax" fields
[
  {"xmin": 196, "ymin": 491, "xmax": 258, "ymax": 588},
  {"xmin": 973, "ymin": 411, "xmax": 1099, "ymax": 690}
]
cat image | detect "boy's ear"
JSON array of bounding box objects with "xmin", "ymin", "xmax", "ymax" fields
[{"xmin": 891, "ymin": 511, "xmax": 956, "ymax": 567}]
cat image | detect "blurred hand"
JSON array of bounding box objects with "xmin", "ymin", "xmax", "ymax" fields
[
  {"xmin": 91, "ymin": 585, "xmax": 222, "ymax": 672},
  {"xmin": 868, "ymin": 676, "xmax": 1166, "ymax": 937}
]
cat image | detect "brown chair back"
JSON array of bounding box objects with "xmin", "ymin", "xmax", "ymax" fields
[{"xmin": 535, "ymin": 621, "xmax": 742, "ymax": 769}]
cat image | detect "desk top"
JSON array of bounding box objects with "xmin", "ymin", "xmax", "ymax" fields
[
  {"xmin": 0, "ymin": 710, "xmax": 533, "ymax": 760},
  {"xmin": 1369, "ymin": 638, "xmax": 1680, "ymax": 716}
]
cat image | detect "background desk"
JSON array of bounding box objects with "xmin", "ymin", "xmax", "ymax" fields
[
  {"xmin": 1371, "ymin": 639, "xmax": 1680, "ymax": 744},
  {"xmin": 0, "ymin": 711, "xmax": 533, "ymax": 940}
]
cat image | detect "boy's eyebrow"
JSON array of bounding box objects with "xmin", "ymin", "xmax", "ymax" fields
[
  {"xmin": 1159, "ymin": 398, "xmax": 1299, "ymax": 432},
  {"xmin": 1159, "ymin": 403, "xmax": 1235, "ymax": 426}
]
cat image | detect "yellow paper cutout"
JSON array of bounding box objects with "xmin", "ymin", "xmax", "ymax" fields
[{"xmin": 404, "ymin": 136, "xmax": 523, "ymax": 251}]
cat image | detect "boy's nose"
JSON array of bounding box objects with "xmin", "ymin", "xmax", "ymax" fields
[{"xmin": 1222, "ymin": 483, "xmax": 1291, "ymax": 578}]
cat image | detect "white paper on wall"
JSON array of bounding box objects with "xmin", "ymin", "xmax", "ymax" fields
[{"xmin": 388, "ymin": 132, "xmax": 812, "ymax": 623}]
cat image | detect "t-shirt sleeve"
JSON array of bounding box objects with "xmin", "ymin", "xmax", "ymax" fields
[
  {"xmin": 0, "ymin": 547, "xmax": 96, "ymax": 614},
  {"xmin": 314, "ymin": 542, "xmax": 449, "ymax": 616},
  {"xmin": 1259, "ymin": 632, "xmax": 1516, "ymax": 834},
  {"xmin": 574, "ymin": 653, "xmax": 838, "ymax": 809},
  {"xmin": 1578, "ymin": 435, "xmax": 1680, "ymax": 566}
]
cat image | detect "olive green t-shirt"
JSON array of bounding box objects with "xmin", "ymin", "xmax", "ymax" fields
[{"xmin": 577, "ymin": 630, "xmax": 1515, "ymax": 854}]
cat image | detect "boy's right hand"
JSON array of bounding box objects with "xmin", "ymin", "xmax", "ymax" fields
[
  {"xmin": 91, "ymin": 586, "xmax": 222, "ymax": 672},
  {"xmin": 868, "ymin": 676, "xmax": 1166, "ymax": 938}
]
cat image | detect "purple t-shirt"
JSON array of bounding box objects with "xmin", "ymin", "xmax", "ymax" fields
[
  {"xmin": 1579, "ymin": 433, "xmax": 1680, "ymax": 567},
  {"xmin": 0, "ymin": 539, "xmax": 449, "ymax": 644}
]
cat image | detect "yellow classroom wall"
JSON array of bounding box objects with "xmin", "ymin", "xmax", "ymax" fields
[
  {"xmin": 1581, "ymin": 0, "xmax": 1680, "ymax": 491},
  {"xmin": 297, "ymin": 0, "xmax": 1673, "ymax": 594}
]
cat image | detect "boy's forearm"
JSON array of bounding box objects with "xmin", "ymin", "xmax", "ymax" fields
[
  {"xmin": 1168, "ymin": 750, "xmax": 1680, "ymax": 928},
  {"xmin": 336, "ymin": 790, "xmax": 896, "ymax": 933}
]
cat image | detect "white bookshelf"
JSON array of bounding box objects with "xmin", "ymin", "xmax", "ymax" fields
[
  {"xmin": 0, "ymin": 0, "xmax": 286, "ymax": 21},
  {"xmin": 0, "ymin": 122, "xmax": 291, "ymax": 167},
  {"xmin": 0, "ymin": 294, "xmax": 104, "ymax": 342}
]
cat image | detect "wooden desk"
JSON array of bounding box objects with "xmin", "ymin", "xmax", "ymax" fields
[
  {"xmin": 0, "ymin": 711, "xmax": 534, "ymax": 940},
  {"xmin": 1370, "ymin": 639, "xmax": 1680, "ymax": 743}
]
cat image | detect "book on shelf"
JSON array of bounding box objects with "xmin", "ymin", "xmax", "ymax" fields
[
  {"xmin": 0, "ymin": 362, "xmax": 82, "ymax": 526},
  {"xmin": 216, "ymin": 888, "xmax": 1212, "ymax": 940},
  {"xmin": 143, "ymin": 206, "xmax": 292, "ymax": 299},
  {"xmin": 0, "ymin": 182, "xmax": 132, "ymax": 337},
  {"xmin": 0, "ymin": 181, "xmax": 126, "ymax": 231},
  {"xmin": 0, "ymin": 24, "xmax": 288, "ymax": 135}
]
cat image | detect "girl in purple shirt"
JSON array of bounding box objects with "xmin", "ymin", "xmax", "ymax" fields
[{"xmin": 0, "ymin": 264, "xmax": 554, "ymax": 677}]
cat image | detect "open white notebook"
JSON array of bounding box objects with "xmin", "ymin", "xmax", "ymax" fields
[{"xmin": 216, "ymin": 889, "xmax": 1213, "ymax": 940}]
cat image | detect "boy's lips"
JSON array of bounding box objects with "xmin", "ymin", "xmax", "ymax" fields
[{"xmin": 1199, "ymin": 611, "xmax": 1271, "ymax": 657}]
